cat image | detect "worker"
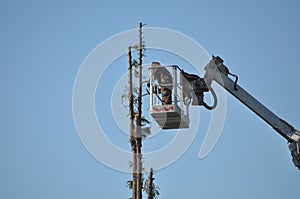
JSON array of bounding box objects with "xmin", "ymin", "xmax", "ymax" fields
[{"xmin": 150, "ymin": 61, "xmax": 173, "ymax": 105}]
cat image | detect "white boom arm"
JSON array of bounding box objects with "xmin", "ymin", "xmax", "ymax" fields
[{"xmin": 204, "ymin": 56, "xmax": 300, "ymax": 170}]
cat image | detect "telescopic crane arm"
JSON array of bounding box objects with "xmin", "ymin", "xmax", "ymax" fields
[{"xmin": 203, "ymin": 56, "xmax": 300, "ymax": 169}]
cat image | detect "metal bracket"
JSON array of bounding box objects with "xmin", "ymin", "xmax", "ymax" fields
[
  {"xmin": 204, "ymin": 57, "xmax": 218, "ymax": 88},
  {"xmin": 289, "ymin": 140, "xmax": 300, "ymax": 170}
]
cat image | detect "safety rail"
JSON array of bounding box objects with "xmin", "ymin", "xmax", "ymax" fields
[{"xmin": 149, "ymin": 65, "xmax": 190, "ymax": 129}]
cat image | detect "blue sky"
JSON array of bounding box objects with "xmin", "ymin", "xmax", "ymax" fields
[{"xmin": 1, "ymin": 0, "xmax": 300, "ymax": 199}]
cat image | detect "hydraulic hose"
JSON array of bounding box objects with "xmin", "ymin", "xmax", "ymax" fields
[{"xmin": 203, "ymin": 87, "xmax": 218, "ymax": 110}]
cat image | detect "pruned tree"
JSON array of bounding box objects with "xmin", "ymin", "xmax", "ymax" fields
[{"xmin": 124, "ymin": 22, "xmax": 159, "ymax": 199}]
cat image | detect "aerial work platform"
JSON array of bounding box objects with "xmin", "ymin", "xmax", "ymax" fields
[{"xmin": 149, "ymin": 64, "xmax": 190, "ymax": 129}]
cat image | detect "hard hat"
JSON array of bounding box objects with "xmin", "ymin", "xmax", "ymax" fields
[{"xmin": 151, "ymin": 61, "xmax": 160, "ymax": 66}]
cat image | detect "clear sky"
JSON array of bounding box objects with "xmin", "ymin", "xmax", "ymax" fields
[{"xmin": 1, "ymin": 0, "xmax": 300, "ymax": 199}]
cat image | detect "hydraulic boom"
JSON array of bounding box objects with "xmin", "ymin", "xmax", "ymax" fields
[{"xmin": 203, "ymin": 56, "xmax": 300, "ymax": 169}]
